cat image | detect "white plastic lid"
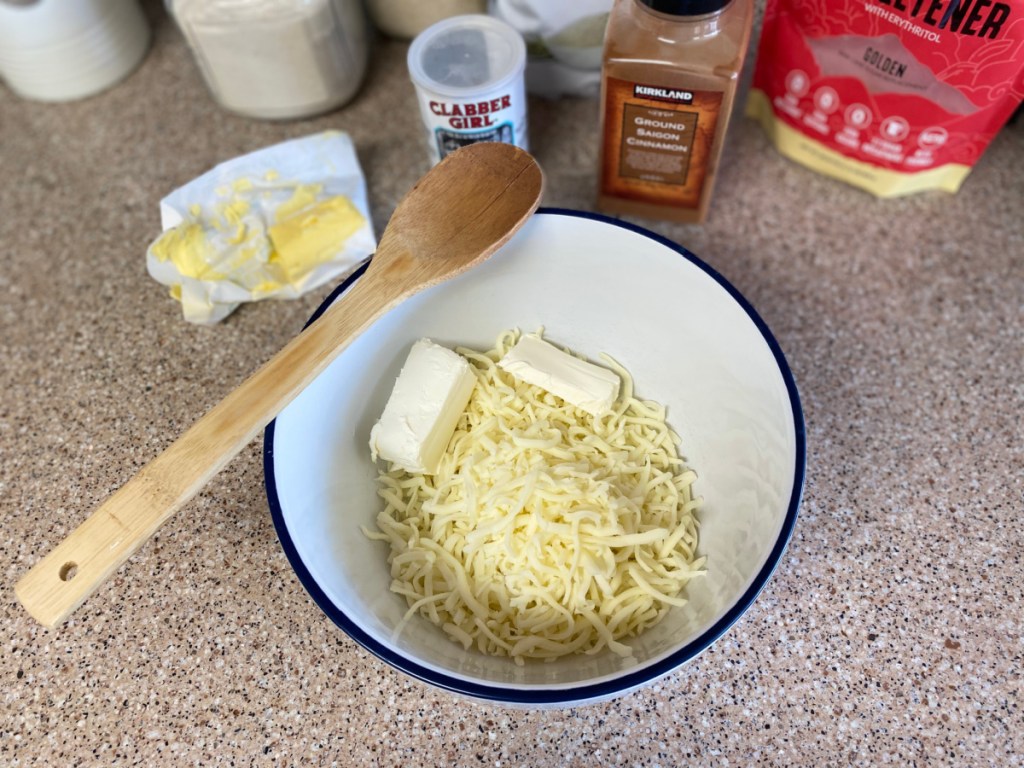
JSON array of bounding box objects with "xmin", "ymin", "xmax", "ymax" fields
[{"xmin": 407, "ymin": 14, "xmax": 526, "ymax": 98}]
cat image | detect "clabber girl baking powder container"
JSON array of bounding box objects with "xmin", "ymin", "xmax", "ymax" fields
[{"xmin": 407, "ymin": 14, "xmax": 528, "ymax": 165}]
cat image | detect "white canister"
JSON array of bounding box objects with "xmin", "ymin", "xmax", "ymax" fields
[
  {"xmin": 0, "ymin": 0, "xmax": 150, "ymax": 103},
  {"xmin": 407, "ymin": 15, "xmax": 527, "ymax": 165}
]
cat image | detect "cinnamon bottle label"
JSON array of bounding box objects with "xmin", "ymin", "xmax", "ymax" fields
[{"xmin": 601, "ymin": 77, "xmax": 723, "ymax": 209}]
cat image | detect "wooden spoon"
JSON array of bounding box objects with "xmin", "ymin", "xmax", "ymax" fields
[{"xmin": 16, "ymin": 142, "xmax": 544, "ymax": 628}]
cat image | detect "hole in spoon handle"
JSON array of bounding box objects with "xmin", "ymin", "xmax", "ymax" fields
[{"xmin": 16, "ymin": 517, "xmax": 126, "ymax": 626}]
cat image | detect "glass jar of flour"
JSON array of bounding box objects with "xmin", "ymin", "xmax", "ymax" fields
[{"xmin": 167, "ymin": 0, "xmax": 369, "ymax": 120}]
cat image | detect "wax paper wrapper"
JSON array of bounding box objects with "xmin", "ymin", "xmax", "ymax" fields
[{"xmin": 146, "ymin": 131, "xmax": 376, "ymax": 324}]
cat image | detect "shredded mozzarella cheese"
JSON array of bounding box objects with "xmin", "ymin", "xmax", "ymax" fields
[{"xmin": 363, "ymin": 329, "xmax": 704, "ymax": 664}]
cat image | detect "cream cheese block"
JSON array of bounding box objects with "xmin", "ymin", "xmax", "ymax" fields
[
  {"xmin": 498, "ymin": 334, "xmax": 620, "ymax": 416},
  {"xmin": 369, "ymin": 339, "xmax": 477, "ymax": 474}
]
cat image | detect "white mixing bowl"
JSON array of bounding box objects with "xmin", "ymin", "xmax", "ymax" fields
[{"xmin": 265, "ymin": 209, "xmax": 805, "ymax": 706}]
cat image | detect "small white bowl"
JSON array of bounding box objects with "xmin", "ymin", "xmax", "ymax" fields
[{"xmin": 265, "ymin": 209, "xmax": 805, "ymax": 706}]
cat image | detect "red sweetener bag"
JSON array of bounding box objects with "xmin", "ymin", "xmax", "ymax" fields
[{"xmin": 746, "ymin": 0, "xmax": 1024, "ymax": 196}]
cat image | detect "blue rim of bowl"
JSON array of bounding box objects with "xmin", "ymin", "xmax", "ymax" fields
[{"xmin": 264, "ymin": 207, "xmax": 806, "ymax": 705}]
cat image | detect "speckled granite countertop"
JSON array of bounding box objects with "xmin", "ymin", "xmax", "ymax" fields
[{"xmin": 3, "ymin": 3, "xmax": 1022, "ymax": 766}]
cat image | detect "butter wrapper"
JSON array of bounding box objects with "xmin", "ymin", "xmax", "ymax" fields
[{"xmin": 146, "ymin": 131, "xmax": 376, "ymax": 324}]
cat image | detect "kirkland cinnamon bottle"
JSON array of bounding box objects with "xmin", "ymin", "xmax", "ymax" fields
[{"xmin": 597, "ymin": 0, "xmax": 754, "ymax": 223}]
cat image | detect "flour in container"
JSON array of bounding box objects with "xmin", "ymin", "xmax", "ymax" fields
[{"xmin": 167, "ymin": 0, "xmax": 369, "ymax": 119}]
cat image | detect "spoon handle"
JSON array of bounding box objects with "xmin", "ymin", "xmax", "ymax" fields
[{"xmin": 15, "ymin": 271, "xmax": 401, "ymax": 628}]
